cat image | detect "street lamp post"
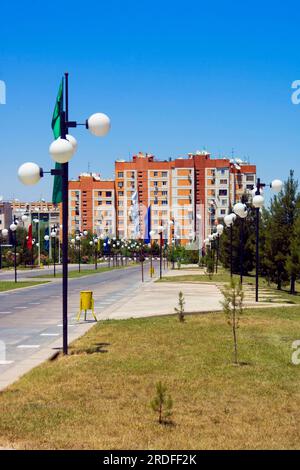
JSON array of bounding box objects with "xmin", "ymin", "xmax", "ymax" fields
[
  {"xmin": 51, "ymin": 229, "xmax": 57, "ymax": 277},
  {"xmin": 158, "ymin": 224, "xmax": 164, "ymax": 279},
  {"xmin": 18, "ymin": 73, "xmax": 110, "ymax": 355},
  {"xmin": 252, "ymin": 178, "xmax": 283, "ymax": 302},
  {"xmin": 10, "ymin": 220, "xmax": 17, "ymax": 283},
  {"xmin": 215, "ymin": 224, "xmax": 224, "ymax": 273},
  {"xmin": 196, "ymin": 214, "xmax": 202, "ymax": 266},
  {"xmin": 90, "ymin": 237, "xmax": 98, "ymax": 270},
  {"xmin": 224, "ymin": 213, "xmax": 236, "ymax": 278},
  {"xmin": 33, "ymin": 215, "xmax": 41, "ymax": 267},
  {"xmin": 76, "ymin": 233, "xmax": 81, "ymax": 272},
  {"xmin": 233, "ymin": 201, "xmax": 248, "ymax": 284}
]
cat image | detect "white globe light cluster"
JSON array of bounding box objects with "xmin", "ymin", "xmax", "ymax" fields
[
  {"xmin": 224, "ymin": 213, "xmax": 236, "ymax": 227},
  {"xmin": 49, "ymin": 135, "xmax": 77, "ymax": 164},
  {"xmin": 18, "ymin": 162, "xmax": 42, "ymax": 186},
  {"xmin": 252, "ymin": 194, "xmax": 264, "ymax": 209},
  {"xmin": 87, "ymin": 113, "xmax": 111, "ymax": 137},
  {"xmin": 18, "ymin": 112, "xmax": 111, "ymax": 186},
  {"xmin": 233, "ymin": 202, "xmax": 248, "ymax": 219}
]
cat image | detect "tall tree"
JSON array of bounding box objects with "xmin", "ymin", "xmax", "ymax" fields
[
  {"xmin": 220, "ymin": 198, "xmax": 256, "ymax": 276},
  {"xmin": 286, "ymin": 211, "xmax": 300, "ymax": 294},
  {"xmin": 262, "ymin": 170, "xmax": 300, "ymax": 290}
]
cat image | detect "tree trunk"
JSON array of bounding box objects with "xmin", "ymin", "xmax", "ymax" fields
[
  {"xmin": 277, "ymin": 276, "xmax": 282, "ymax": 290},
  {"xmin": 232, "ymin": 308, "xmax": 238, "ymax": 365},
  {"xmin": 290, "ymin": 275, "xmax": 296, "ymax": 295}
]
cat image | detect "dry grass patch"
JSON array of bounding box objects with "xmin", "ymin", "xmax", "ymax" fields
[{"xmin": 0, "ymin": 307, "xmax": 300, "ymax": 449}]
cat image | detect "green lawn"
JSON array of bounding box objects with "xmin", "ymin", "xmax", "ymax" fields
[
  {"xmin": 0, "ymin": 281, "xmax": 49, "ymax": 292},
  {"xmin": 30, "ymin": 266, "xmax": 126, "ymax": 279},
  {"xmin": 159, "ymin": 272, "xmax": 300, "ymax": 304},
  {"xmin": 1, "ymin": 306, "xmax": 300, "ymax": 449}
]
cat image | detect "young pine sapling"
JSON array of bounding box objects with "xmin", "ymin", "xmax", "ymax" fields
[
  {"xmin": 221, "ymin": 278, "xmax": 244, "ymax": 365},
  {"xmin": 150, "ymin": 381, "xmax": 173, "ymax": 424},
  {"xmin": 175, "ymin": 291, "xmax": 185, "ymax": 322}
]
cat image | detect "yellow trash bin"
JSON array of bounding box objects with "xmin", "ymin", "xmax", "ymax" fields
[{"xmin": 77, "ymin": 291, "xmax": 97, "ymax": 322}]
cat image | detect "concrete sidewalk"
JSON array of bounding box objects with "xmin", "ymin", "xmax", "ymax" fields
[{"xmin": 97, "ymin": 279, "xmax": 223, "ymax": 320}]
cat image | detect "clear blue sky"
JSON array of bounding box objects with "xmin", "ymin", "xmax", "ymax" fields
[{"xmin": 0, "ymin": 0, "xmax": 300, "ymax": 202}]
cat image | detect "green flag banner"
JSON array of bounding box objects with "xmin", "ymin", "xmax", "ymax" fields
[{"xmin": 51, "ymin": 79, "xmax": 63, "ymax": 204}]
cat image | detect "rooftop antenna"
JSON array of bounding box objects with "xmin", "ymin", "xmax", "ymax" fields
[
  {"xmin": 88, "ymin": 161, "xmax": 91, "ymax": 174},
  {"xmin": 231, "ymin": 148, "xmax": 235, "ymax": 159}
]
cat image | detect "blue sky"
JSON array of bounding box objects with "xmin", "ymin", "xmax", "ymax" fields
[{"xmin": 0, "ymin": 0, "xmax": 300, "ymax": 202}]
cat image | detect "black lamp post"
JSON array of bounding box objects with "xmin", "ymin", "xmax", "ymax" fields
[
  {"xmin": 158, "ymin": 223, "xmax": 164, "ymax": 280},
  {"xmin": 252, "ymin": 177, "xmax": 283, "ymax": 302},
  {"xmin": 233, "ymin": 200, "xmax": 248, "ymax": 284},
  {"xmin": 51, "ymin": 230, "xmax": 57, "ymax": 277},
  {"xmin": 10, "ymin": 217, "xmax": 18, "ymax": 283},
  {"xmin": 90, "ymin": 237, "xmax": 98, "ymax": 270},
  {"xmin": 224, "ymin": 213, "xmax": 236, "ymax": 278},
  {"xmin": 214, "ymin": 224, "xmax": 224, "ymax": 273},
  {"xmin": 18, "ymin": 73, "xmax": 111, "ymax": 355}
]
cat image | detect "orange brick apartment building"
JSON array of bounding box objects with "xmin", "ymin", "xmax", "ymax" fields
[{"xmin": 68, "ymin": 152, "xmax": 256, "ymax": 243}]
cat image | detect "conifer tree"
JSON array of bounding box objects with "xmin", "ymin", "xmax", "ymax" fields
[
  {"xmin": 286, "ymin": 212, "xmax": 300, "ymax": 294},
  {"xmin": 262, "ymin": 170, "xmax": 300, "ymax": 290}
]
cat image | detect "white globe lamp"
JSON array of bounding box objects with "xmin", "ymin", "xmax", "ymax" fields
[
  {"xmin": 18, "ymin": 162, "xmax": 41, "ymax": 186},
  {"xmin": 271, "ymin": 179, "xmax": 283, "ymax": 193},
  {"xmin": 252, "ymin": 194, "xmax": 264, "ymax": 209},
  {"xmin": 49, "ymin": 138, "xmax": 74, "ymax": 164},
  {"xmin": 87, "ymin": 113, "xmax": 111, "ymax": 137}
]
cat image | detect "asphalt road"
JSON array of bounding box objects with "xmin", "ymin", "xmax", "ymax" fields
[
  {"xmin": 0, "ymin": 260, "xmax": 162, "ymax": 381},
  {"xmin": 0, "ymin": 262, "xmax": 107, "ymax": 281}
]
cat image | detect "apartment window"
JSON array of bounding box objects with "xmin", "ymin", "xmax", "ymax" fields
[
  {"xmin": 106, "ymin": 201, "xmax": 112, "ymax": 205},
  {"xmin": 118, "ymin": 191, "xmax": 124, "ymax": 197},
  {"xmin": 118, "ymin": 182, "xmax": 123, "ymax": 188},
  {"xmin": 118, "ymin": 210, "xmax": 124, "ymax": 216},
  {"xmin": 220, "ymin": 179, "xmax": 228, "ymax": 185},
  {"xmin": 162, "ymin": 191, "xmax": 168, "ymax": 196},
  {"xmin": 246, "ymin": 175, "xmax": 254, "ymax": 181},
  {"xmin": 154, "ymin": 171, "xmax": 158, "ymax": 176},
  {"xmin": 106, "ymin": 191, "xmax": 112, "ymax": 197},
  {"xmin": 246, "ymin": 184, "xmax": 254, "ymax": 190},
  {"xmin": 118, "ymin": 172, "xmax": 124, "ymax": 178},
  {"xmin": 162, "ymin": 181, "xmax": 167, "ymax": 186},
  {"xmin": 221, "ymin": 199, "xmax": 227, "ymax": 206},
  {"xmin": 162, "ymin": 171, "xmax": 168, "ymax": 177},
  {"xmin": 154, "ymin": 181, "xmax": 158, "ymax": 187},
  {"xmin": 97, "ymin": 201, "xmax": 102, "ymax": 206},
  {"xmin": 162, "ymin": 200, "xmax": 168, "ymax": 205},
  {"xmin": 118, "ymin": 201, "xmax": 123, "ymax": 207},
  {"xmin": 220, "ymin": 209, "xmax": 226, "ymax": 215},
  {"xmin": 219, "ymin": 189, "xmax": 227, "ymax": 196}
]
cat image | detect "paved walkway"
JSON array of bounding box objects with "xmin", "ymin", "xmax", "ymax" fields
[{"xmin": 100, "ymin": 281, "xmax": 223, "ymax": 319}]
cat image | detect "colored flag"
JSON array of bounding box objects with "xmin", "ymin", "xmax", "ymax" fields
[
  {"xmin": 27, "ymin": 224, "xmax": 33, "ymax": 250},
  {"xmin": 144, "ymin": 205, "xmax": 151, "ymax": 243},
  {"xmin": 51, "ymin": 79, "xmax": 63, "ymax": 204},
  {"xmin": 44, "ymin": 227, "xmax": 49, "ymax": 251},
  {"xmin": 131, "ymin": 190, "xmax": 139, "ymax": 238}
]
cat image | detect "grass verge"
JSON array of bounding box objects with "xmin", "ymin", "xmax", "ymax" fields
[
  {"xmin": 158, "ymin": 272, "xmax": 300, "ymax": 304},
  {"xmin": 1, "ymin": 306, "xmax": 300, "ymax": 449},
  {"xmin": 30, "ymin": 266, "xmax": 127, "ymax": 279},
  {"xmin": 0, "ymin": 281, "xmax": 49, "ymax": 292}
]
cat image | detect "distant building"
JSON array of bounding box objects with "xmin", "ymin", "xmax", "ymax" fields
[
  {"xmin": 0, "ymin": 201, "xmax": 12, "ymax": 231},
  {"xmin": 115, "ymin": 151, "xmax": 256, "ymax": 243},
  {"xmin": 68, "ymin": 173, "xmax": 116, "ymax": 236},
  {"xmin": 12, "ymin": 201, "xmax": 60, "ymax": 229}
]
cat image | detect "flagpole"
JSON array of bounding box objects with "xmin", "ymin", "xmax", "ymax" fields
[{"xmin": 61, "ymin": 72, "xmax": 69, "ymax": 355}]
